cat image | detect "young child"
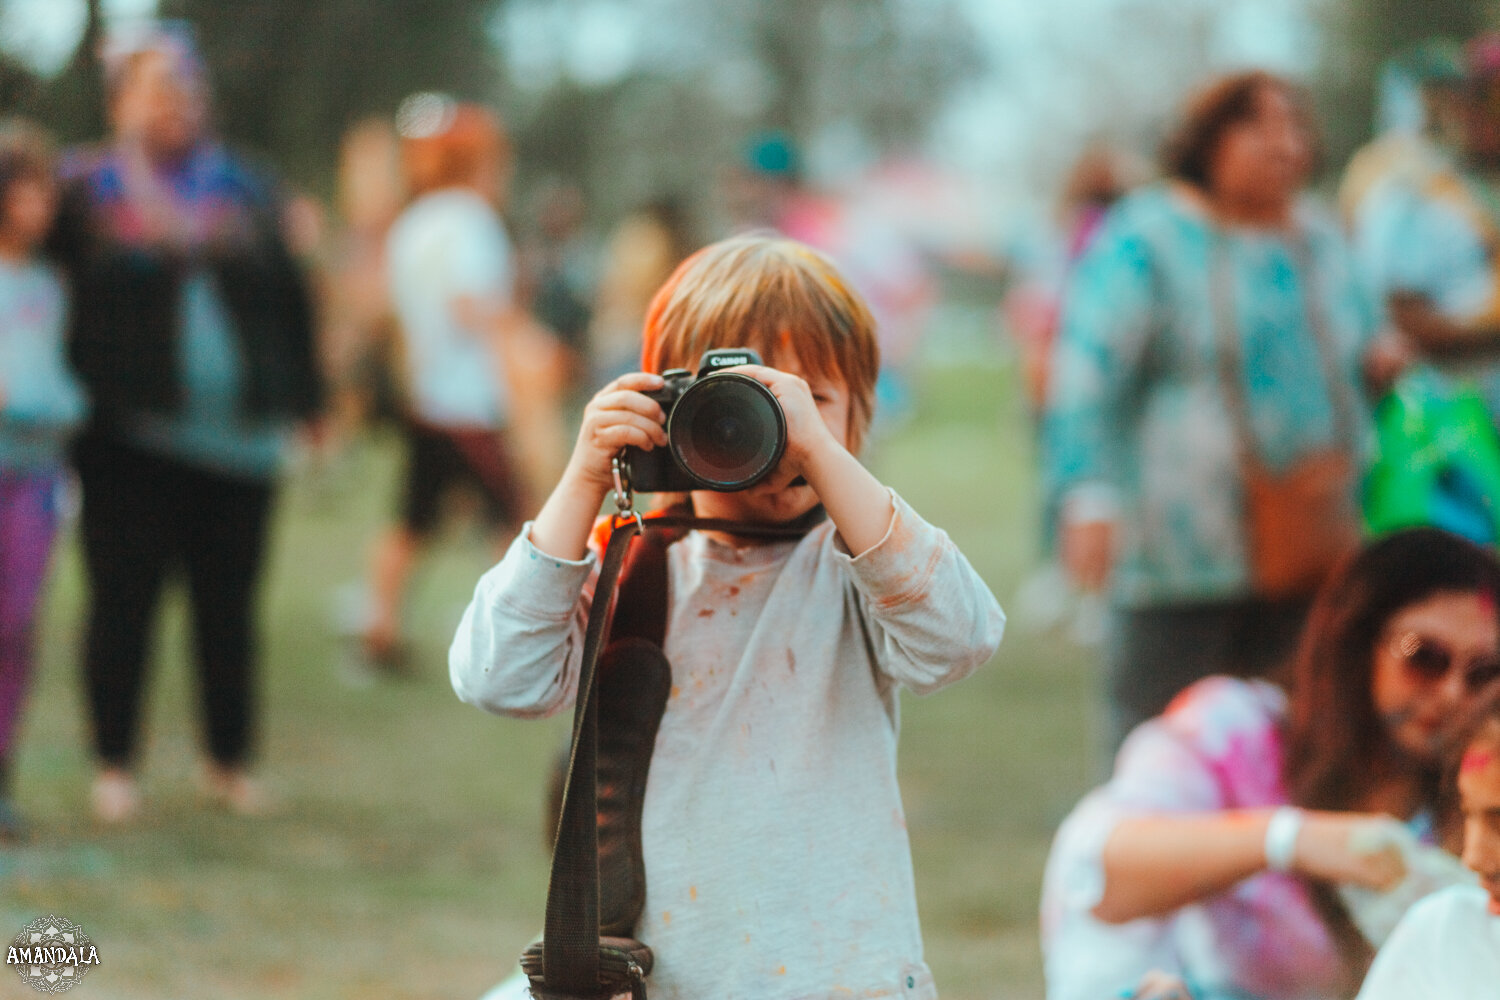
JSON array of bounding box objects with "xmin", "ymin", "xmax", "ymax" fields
[
  {"xmin": 0, "ymin": 121, "xmax": 87, "ymax": 841},
  {"xmin": 451, "ymin": 234, "xmax": 1005, "ymax": 999},
  {"xmin": 1356, "ymin": 686, "xmax": 1500, "ymax": 999}
]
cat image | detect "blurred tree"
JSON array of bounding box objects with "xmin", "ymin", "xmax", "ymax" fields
[
  {"xmin": 3, "ymin": 0, "xmax": 979, "ymax": 229},
  {"xmin": 2, "ymin": 0, "xmax": 105, "ymax": 143},
  {"xmin": 160, "ymin": 0, "xmax": 505, "ymax": 191},
  {"xmin": 1316, "ymin": 0, "xmax": 1496, "ymax": 172},
  {"xmin": 501, "ymin": 0, "xmax": 983, "ymax": 230}
]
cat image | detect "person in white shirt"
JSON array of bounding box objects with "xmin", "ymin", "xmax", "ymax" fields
[
  {"xmin": 360, "ymin": 94, "xmax": 532, "ymax": 669},
  {"xmin": 1357, "ymin": 684, "xmax": 1500, "ymax": 999}
]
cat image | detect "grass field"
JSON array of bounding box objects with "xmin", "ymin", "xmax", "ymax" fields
[{"xmin": 1, "ymin": 324, "xmax": 1099, "ymax": 1000}]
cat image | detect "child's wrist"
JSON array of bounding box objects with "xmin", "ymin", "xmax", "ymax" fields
[
  {"xmin": 798, "ymin": 432, "xmax": 849, "ymax": 484},
  {"xmin": 552, "ymin": 464, "xmax": 611, "ymax": 519},
  {"xmin": 562, "ymin": 454, "xmax": 614, "ymax": 494}
]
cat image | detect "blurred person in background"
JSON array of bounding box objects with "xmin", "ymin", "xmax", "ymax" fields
[
  {"xmin": 1007, "ymin": 141, "xmax": 1144, "ymax": 425},
  {"xmin": 0, "ymin": 120, "xmax": 87, "ymax": 841},
  {"xmin": 1356, "ymin": 683, "xmax": 1500, "ymax": 999},
  {"xmin": 1344, "ymin": 36, "xmax": 1500, "ymax": 544},
  {"xmin": 1338, "ymin": 39, "xmax": 1469, "ymax": 234},
  {"xmin": 315, "ymin": 118, "xmax": 405, "ymax": 471},
  {"xmin": 357, "ymin": 93, "xmax": 559, "ymax": 671},
  {"xmin": 1348, "ymin": 34, "xmax": 1500, "ymax": 389},
  {"xmin": 587, "ymin": 196, "xmax": 694, "ymax": 385},
  {"xmin": 1042, "ymin": 528, "xmax": 1498, "ymax": 1000},
  {"xmin": 1008, "ymin": 141, "xmax": 1144, "ymax": 649},
  {"xmin": 516, "ymin": 176, "xmax": 594, "ymax": 395},
  {"xmin": 47, "ymin": 23, "xmax": 322, "ymax": 822},
  {"xmin": 1044, "ymin": 70, "xmax": 1395, "ymax": 753}
]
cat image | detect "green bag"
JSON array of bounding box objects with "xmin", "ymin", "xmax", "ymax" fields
[{"xmin": 1364, "ymin": 368, "xmax": 1500, "ymax": 545}]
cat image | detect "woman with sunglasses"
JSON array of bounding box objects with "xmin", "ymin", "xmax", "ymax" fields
[{"xmin": 1041, "ymin": 527, "xmax": 1500, "ymax": 1000}]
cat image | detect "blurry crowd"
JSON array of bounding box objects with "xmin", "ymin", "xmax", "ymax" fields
[
  {"xmin": 0, "ymin": 21, "xmax": 939, "ymax": 837},
  {"xmin": 1027, "ymin": 34, "xmax": 1500, "ymax": 1000},
  {"xmin": 4, "ymin": 12, "xmax": 1500, "ymax": 1000}
]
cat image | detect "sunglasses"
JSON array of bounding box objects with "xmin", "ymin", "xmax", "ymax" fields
[{"xmin": 1387, "ymin": 631, "xmax": 1500, "ymax": 691}]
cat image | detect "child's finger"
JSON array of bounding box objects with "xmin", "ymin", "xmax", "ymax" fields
[
  {"xmin": 592, "ymin": 413, "xmax": 669, "ymax": 448},
  {"xmin": 721, "ymin": 363, "xmax": 780, "ymax": 385},
  {"xmin": 594, "ymin": 421, "xmax": 665, "ymax": 451},
  {"xmin": 606, "ymin": 371, "xmax": 665, "ymax": 394},
  {"xmin": 725, "ymin": 364, "xmax": 812, "ymax": 403},
  {"xmin": 591, "ymin": 389, "xmax": 667, "ymax": 424}
]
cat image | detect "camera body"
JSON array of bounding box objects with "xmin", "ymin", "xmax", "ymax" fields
[{"xmin": 621, "ymin": 347, "xmax": 787, "ymax": 492}]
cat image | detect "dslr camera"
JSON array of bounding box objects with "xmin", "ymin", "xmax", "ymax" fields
[{"xmin": 620, "ymin": 347, "xmax": 787, "ymax": 492}]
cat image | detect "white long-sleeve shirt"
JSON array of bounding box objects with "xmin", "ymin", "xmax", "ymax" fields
[{"xmin": 450, "ymin": 491, "xmax": 1005, "ymax": 1000}]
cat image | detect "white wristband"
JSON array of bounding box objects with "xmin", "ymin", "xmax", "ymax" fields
[{"xmin": 1264, "ymin": 806, "xmax": 1304, "ymax": 873}]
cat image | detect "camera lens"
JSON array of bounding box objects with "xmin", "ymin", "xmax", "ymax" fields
[{"xmin": 668, "ymin": 374, "xmax": 786, "ymax": 490}]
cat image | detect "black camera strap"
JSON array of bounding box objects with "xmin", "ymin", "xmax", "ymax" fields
[{"xmin": 525, "ymin": 500, "xmax": 824, "ymax": 1000}]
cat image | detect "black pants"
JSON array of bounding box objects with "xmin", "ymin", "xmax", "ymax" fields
[
  {"xmin": 74, "ymin": 431, "xmax": 273, "ymax": 769},
  {"xmin": 1105, "ymin": 597, "xmax": 1310, "ymax": 754}
]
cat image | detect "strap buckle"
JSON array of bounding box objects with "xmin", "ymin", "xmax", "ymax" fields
[{"xmin": 611, "ymin": 455, "xmax": 644, "ymax": 534}]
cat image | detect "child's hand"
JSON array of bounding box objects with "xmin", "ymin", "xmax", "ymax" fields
[
  {"xmin": 565, "ymin": 371, "xmax": 670, "ymax": 494},
  {"xmin": 724, "ymin": 362, "xmax": 893, "ymax": 556},
  {"xmin": 726, "ymin": 364, "xmax": 842, "ymax": 485},
  {"xmin": 530, "ymin": 371, "xmax": 671, "ymax": 562}
]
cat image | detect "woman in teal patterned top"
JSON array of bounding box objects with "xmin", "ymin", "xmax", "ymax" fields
[{"xmin": 1045, "ymin": 70, "xmax": 1397, "ymax": 749}]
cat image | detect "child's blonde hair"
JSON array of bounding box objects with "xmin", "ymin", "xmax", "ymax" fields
[{"xmin": 640, "ymin": 233, "xmax": 880, "ymax": 453}]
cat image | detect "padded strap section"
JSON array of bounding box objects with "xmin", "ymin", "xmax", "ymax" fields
[
  {"xmin": 609, "ymin": 529, "xmax": 678, "ymax": 648},
  {"xmin": 595, "ymin": 638, "xmax": 672, "ymax": 936}
]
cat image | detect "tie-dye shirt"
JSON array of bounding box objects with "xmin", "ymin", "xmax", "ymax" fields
[
  {"xmin": 1044, "ymin": 184, "xmax": 1379, "ymax": 607},
  {"xmin": 1040, "ymin": 678, "xmax": 1343, "ymax": 1000}
]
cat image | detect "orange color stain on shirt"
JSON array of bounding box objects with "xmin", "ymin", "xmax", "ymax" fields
[{"xmin": 689, "ymin": 885, "xmax": 698, "ymax": 901}]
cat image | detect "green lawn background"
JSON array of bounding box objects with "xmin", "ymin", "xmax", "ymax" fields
[{"xmin": 2, "ymin": 306, "xmax": 1099, "ymax": 999}]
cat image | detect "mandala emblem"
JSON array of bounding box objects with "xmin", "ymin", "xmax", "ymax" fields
[{"xmin": 7, "ymin": 916, "xmax": 100, "ymax": 994}]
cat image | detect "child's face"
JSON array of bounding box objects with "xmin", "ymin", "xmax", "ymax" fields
[
  {"xmin": 1459, "ymin": 725, "xmax": 1500, "ymax": 916},
  {"xmin": 1, "ymin": 175, "xmax": 57, "ymax": 251},
  {"xmin": 690, "ymin": 351, "xmax": 852, "ymax": 526}
]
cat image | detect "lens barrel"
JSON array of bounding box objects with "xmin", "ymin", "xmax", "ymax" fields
[{"xmin": 667, "ymin": 373, "xmax": 786, "ymax": 490}]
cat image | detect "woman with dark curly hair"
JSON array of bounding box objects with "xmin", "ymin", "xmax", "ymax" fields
[
  {"xmin": 1042, "ymin": 528, "xmax": 1499, "ymax": 1000},
  {"xmin": 1044, "ymin": 70, "xmax": 1405, "ymax": 752}
]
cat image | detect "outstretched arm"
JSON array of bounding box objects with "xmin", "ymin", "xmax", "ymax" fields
[{"xmin": 1094, "ymin": 809, "xmax": 1407, "ymax": 923}]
